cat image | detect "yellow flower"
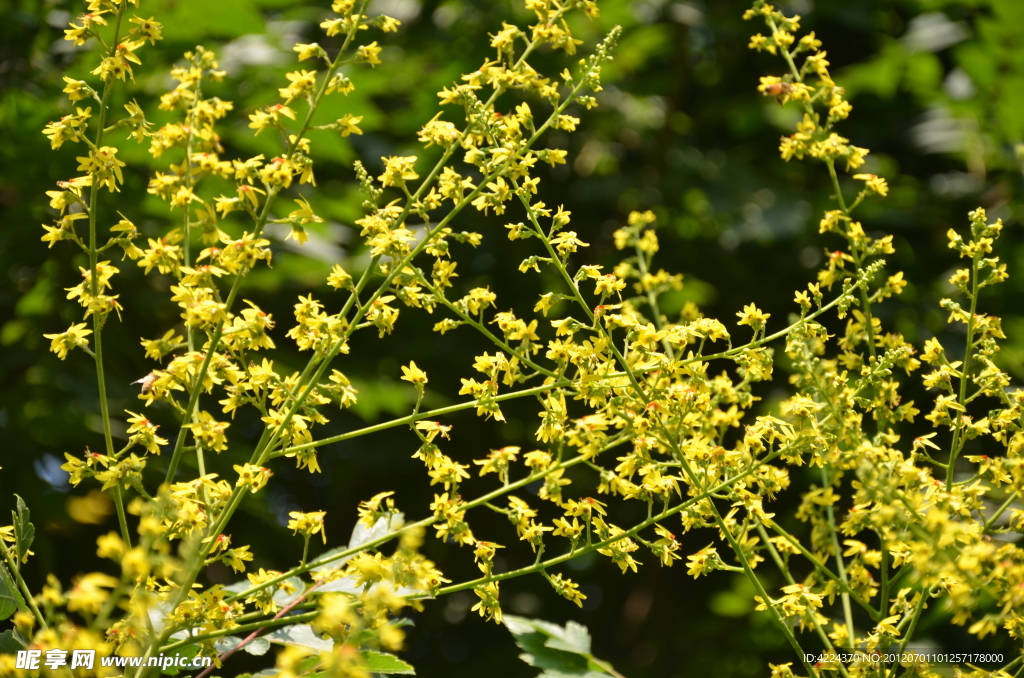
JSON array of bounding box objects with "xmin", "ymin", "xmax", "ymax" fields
[
  {"xmin": 400, "ymin": 361, "xmax": 428, "ymax": 387},
  {"xmin": 66, "ymin": 573, "xmax": 118, "ymax": 615},
  {"xmin": 736, "ymin": 303, "xmax": 770, "ymax": 332},
  {"xmin": 293, "ymin": 43, "xmax": 326, "ymax": 62},
  {"xmin": 853, "ymin": 173, "xmax": 889, "ymax": 197},
  {"xmin": 911, "ymin": 433, "xmax": 940, "ymax": 452},
  {"xmin": 876, "ymin": 614, "xmax": 901, "ymax": 636},
  {"xmin": 337, "ymin": 113, "xmax": 363, "ymax": 137},
  {"xmin": 357, "ymin": 41, "xmax": 382, "ymax": 66},
  {"xmin": 76, "ymin": 146, "xmax": 126, "ymax": 192},
  {"xmin": 44, "ymin": 323, "xmax": 93, "ymax": 360},
  {"xmin": 287, "ymin": 511, "xmax": 327, "ymax": 544},
  {"xmin": 234, "ymin": 463, "xmax": 272, "ymax": 493}
]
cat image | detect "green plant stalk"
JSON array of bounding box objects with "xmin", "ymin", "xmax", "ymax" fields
[
  {"xmin": 1003, "ymin": 657, "xmax": 1024, "ymax": 678},
  {"xmin": 163, "ymin": 262, "xmax": 249, "ymax": 483},
  {"xmin": 633, "ymin": 243, "xmax": 676, "ymax": 360},
  {"xmin": 178, "ymin": 78, "xmax": 217, "ymax": 510},
  {"xmin": 893, "ymin": 588, "xmax": 929, "ymax": 678},
  {"xmin": 415, "ymin": 273, "xmax": 557, "ymax": 378},
  {"xmin": 182, "ymin": 77, "xmax": 201, "ymax": 354},
  {"xmin": 983, "ymin": 491, "xmax": 1018, "ymax": 532},
  {"xmin": 706, "ymin": 500, "xmax": 819, "ymax": 678},
  {"xmin": 946, "ymin": 249, "xmax": 982, "ymax": 492},
  {"xmin": 763, "ymin": 519, "xmax": 879, "ymax": 620},
  {"xmin": 0, "ymin": 539, "xmax": 46, "ymax": 629},
  {"xmin": 877, "ymin": 538, "xmax": 889, "ymax": 623},
  {"xmin": 171, "ymin": 42, "xmax": 615, "ymax": 621},
  {"xmin": 159, "ymin": 611, "xmax": 320, "ymax": 653},
  {"xmin": 218, "ymin": 447, "xmax": 601, "ymax": 608},
  {"xmin": 756, "ymin": 522, "xmax": 851, "ymax": 678},
  {"xmin": 87, "ymin": 5, "xmax": 131, "ymax": 549},
  {"xmin": 771, "ymin": 16, "xmax": 880, "ymax": 363},
  {"xmin": 162, "ymin": 0, "xmax": 373, "ymax": 485},
  {"xmin": 826, "ymin": 159, "xmax": 879, "ymax": 365},
  {"xmin": 272, "ymin": 380, "xmax": 569, "ymax": 457},
  {"xmin": 432, "ymin": 448, "xmax": 784, "ymax": 597},
  {"xmin": 94, "ymin": 576, "xmax": 131, "ymax": 631},
  {"xmin": 820, "ymin": 466, "xmax": 856, "ymax": 648}
]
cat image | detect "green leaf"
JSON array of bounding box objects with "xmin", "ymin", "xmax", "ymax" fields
[
  {"xmin": 265, "ymin": 624, "xmax": 334, "ymax": 652},
  {"xmin": 213, "ymin": 635, "xmax": 243, "ymax": 653},
  {"xmin": 12, "ymin": 496, "xmax": 34, "ymax": 565},
  {"xmin": 363, "ymin": 650, "xmax": 416, "ymax": 675},
  {"xmin": 0, "ymin": 561, "xmax": 23, "ymax": 620},
  {"xmin": 0, "ymin": 629, "xmax": 26, "ymax": 656},
  {"xmin": 245, "ymin": 637, "xmax": 271, "ymax": 656},
  {"xmin": 503, "ymin": 616, "xmax": 619, "ymax": 677}
]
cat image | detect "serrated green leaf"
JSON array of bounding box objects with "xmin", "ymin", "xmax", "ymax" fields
[
  {"xmin": 265, "ymin": 624, "xmax": 334, "ymax": 652},
  {"xmin": 0, "ymin": 629, "xmax": 26, "ymax": 656},
  {"xmin": 0, "ymin": 562, "xmax": 22, "ymax": 620},
  {"xmin": 510, "ymin": 630, "xmax": 588, "ymax": 673},
  {"xmin": 363, "ymin": 650, "xmax": 416, "ymax": 675},
  {"xmin": 503, "ymin": 616, "xmax": 620, "ymax": 677},
  {"xmin": 12, "ymin": 496, "xmax": 35, "ymax": 564},
  {"xmin": 245, "ymin": 637, "xmax": 271, "ymax": 656},
  {"xmin": 542, "ymin": 620, "xmax": 591, "ymax": 656}
]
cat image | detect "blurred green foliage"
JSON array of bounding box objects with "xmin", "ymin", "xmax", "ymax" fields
[{"xmin": 1, "ymin": 0, "xmax": 1021, "ymax": 675}]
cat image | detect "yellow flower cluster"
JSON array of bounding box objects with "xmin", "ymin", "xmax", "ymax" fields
[{"xmin": 18, "ymin": 0, "xmax": 1024, "ymax": 677}]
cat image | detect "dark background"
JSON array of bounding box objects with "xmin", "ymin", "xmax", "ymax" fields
[{"xmin": 1, "ymin": 0, "xmax": 1023, "ymax": 675}]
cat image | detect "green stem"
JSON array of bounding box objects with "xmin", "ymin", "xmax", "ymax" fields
[
  {"xmin": 273, "ymin": 380, "xmax": 570, "ymax": 457},
  {"xmin": 87, "ymin": 4, "xmax": 130, "ymax": 549},
  {"xmin": 432, "ymin": 449, "xmax": 783, "ymax": 597},
  {"xmin": 706, "ymin": 501, "xmax": 818, "ymax": 678},
  {"xmin": 633, "ymin": 243, "xmax": 676, "ymax": 360},
  {"xmin": 159, "ymin": 611, "xmax": 319, "ymax": 653},
  {"xmin": 417, "ymin": 273, "xmax": 557, "ymax": 378},
  {"xmin": 163, "ymin": 271, "xmax": 247, "ymax": 483},
  {"xmin": 223, "ymin": 447, "xmax": 606, "ymax": 606},
  {"xmin": 0, "ymin": 539, "xmax": 47, "ymax": 629},
  {"xmin": 114, "ymin": 486, "xmax": 131, "ymax": 547},
  {"xmin": 946, "ymin": 250, "xmax": 981, "ymax": 492},
  {"xmin": 764, "ymin": 520, "xmax": 879, "ymax": 621},
  {"xmin": 894, "ymin": 589, "xmax": 929, "ymax": 678},
  {"xmin": 821, "ymin": 467, "xmax": 856, "ymax": 645},
  {"xmin": 983, "ymin": 491, "xmax": 1018, "ymax": 532},
  {"xmin": 756, "ymin": 523, "xmax": 850, "ymax": 678},
  {"xmin": 877, "ymin": 533, "xmax": 889, "ymax": 622}
]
